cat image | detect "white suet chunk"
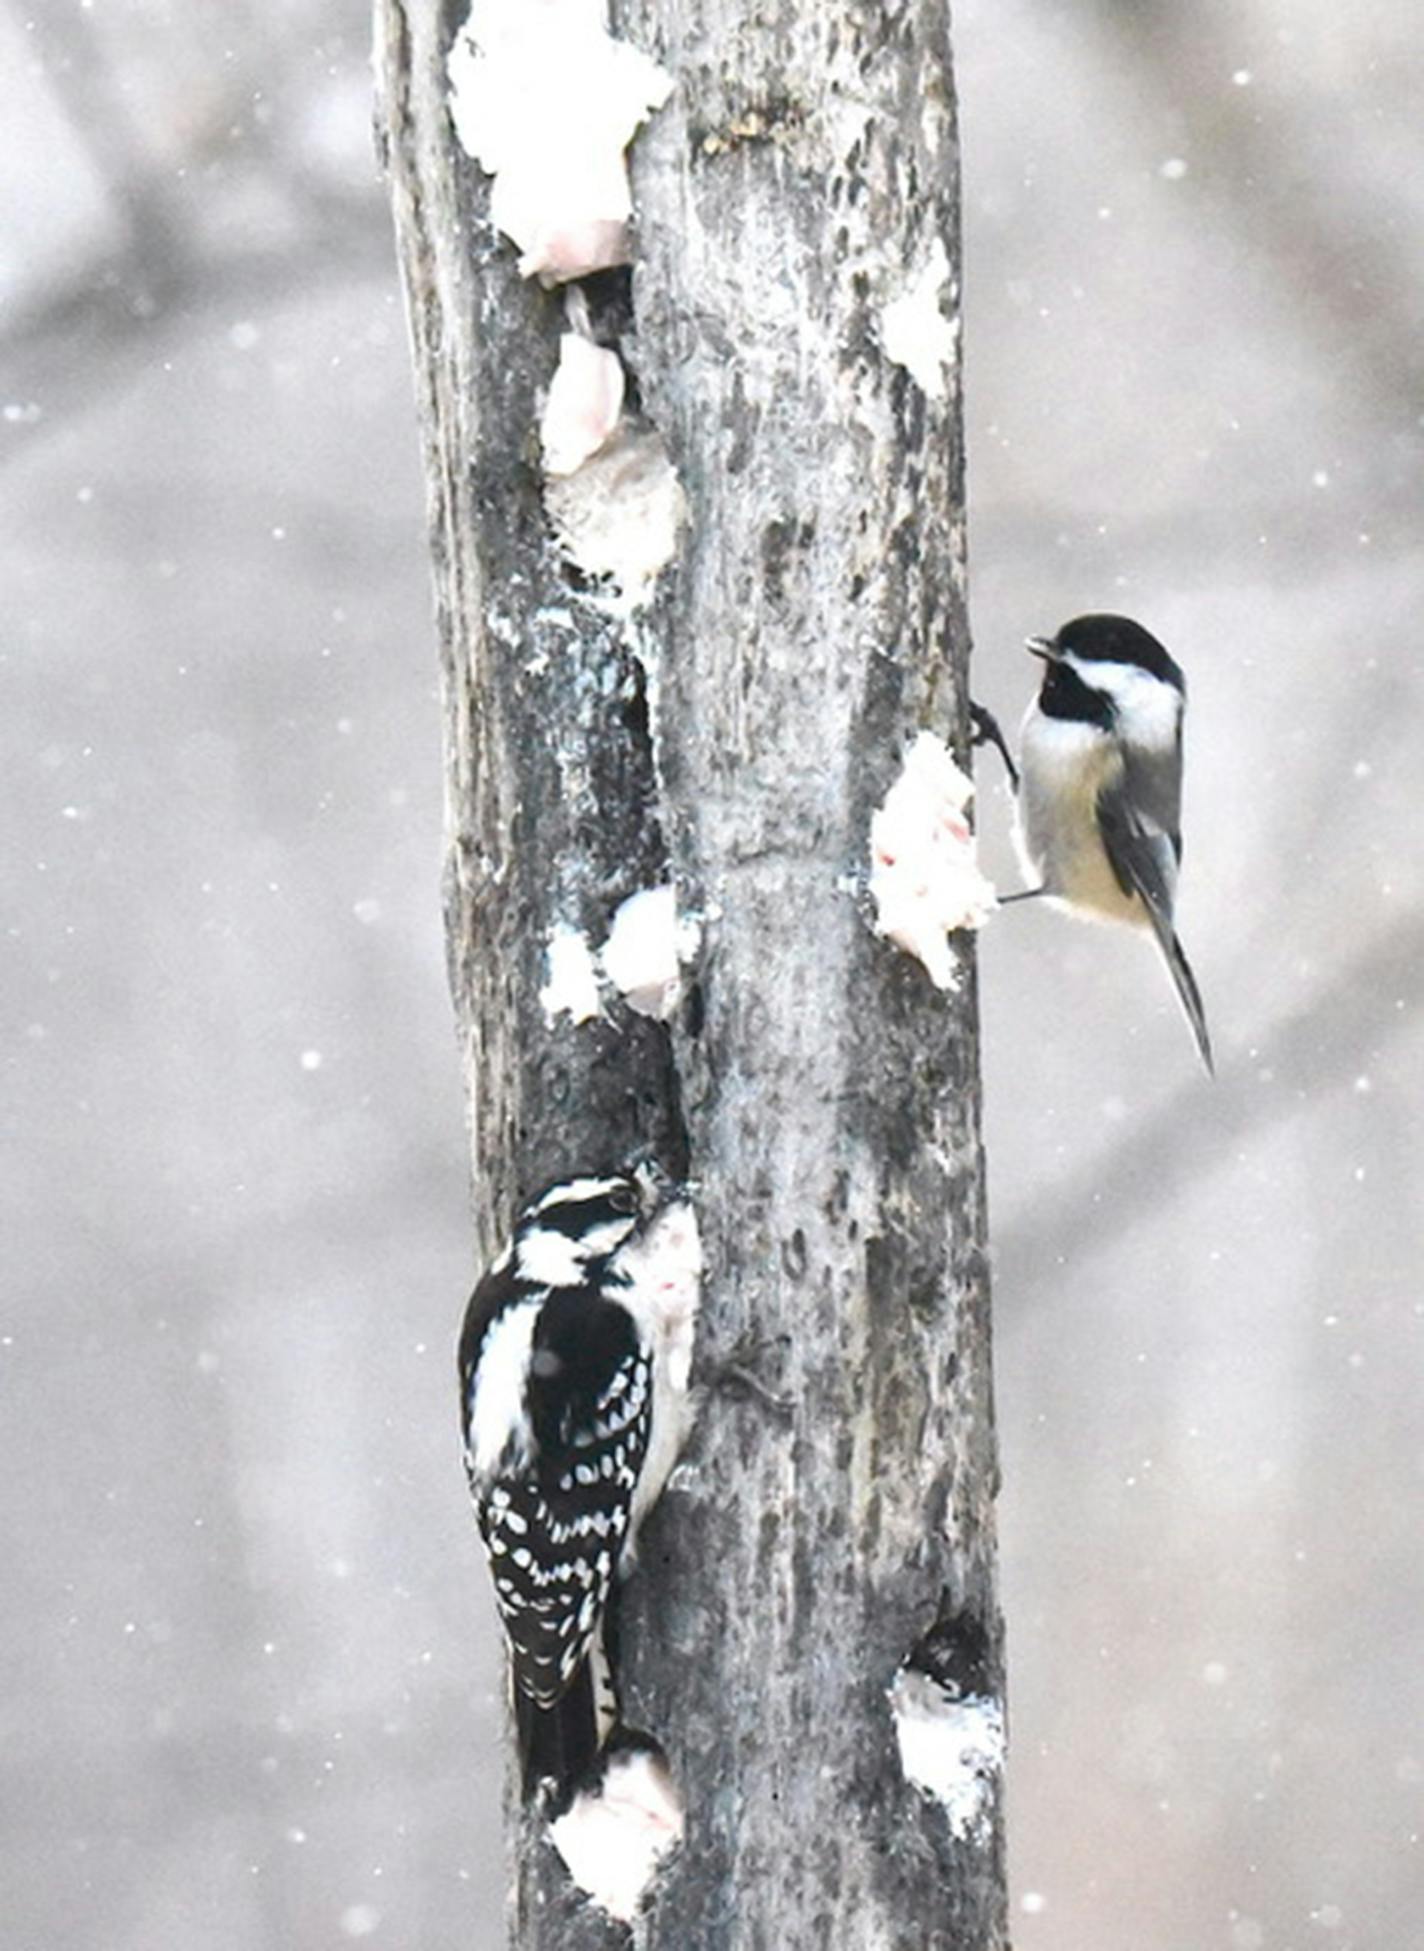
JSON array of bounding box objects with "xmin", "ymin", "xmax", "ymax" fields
[
  {"xmin": 543, "ymin": 422, "xmax": 685, "ymax": 610},
  {"xmin": 547, "ymin": 1743, "xmax": 685, "ymax": 1922},
  {"xmin": 889, "ymin": 1668, "xmax": 1004, "ymax": 1844},
  {"xmin": 447, "ymin": 0, "xmax": 673, "ymax": 285},
  {"xmin": 600, "ymin": 886, "xmax": 699, "ymax": 1019},
  {"xmin": 541, "ymin": 335, "xmax": 626, "ymax": 478},
  {"xmin": 880, "ymin": 237, "xmax": 959, "ymax": 400},
  {"xmin": 869, "ymin": 731, "xmax": 997, "ymax": 990},
  {"xmin": 538, "ymin": 924, "xmax": 603, "ymax": 1025}
]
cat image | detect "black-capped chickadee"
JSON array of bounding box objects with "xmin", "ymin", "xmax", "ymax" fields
[{"xmin": 1010, "ymin": 612, "xmax": 1213, "ymax": 1074}]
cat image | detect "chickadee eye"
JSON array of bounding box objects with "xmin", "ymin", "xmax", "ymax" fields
[{"xmin": 607, "ymin": 1183, "xmax": 640, "ymax": 1216}]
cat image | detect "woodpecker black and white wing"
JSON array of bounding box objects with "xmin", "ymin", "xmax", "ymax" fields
[
  {"xmin": 470, "ymin": 1285, "xmax": 653, "ymax": 1804},
  {"xmin": 489, "ymin": 1294, "xmax": 651, "ymax": 1701},
  {"xmin": 1096, "ymin": 776, "xmax": 1214, "ymax": 1075}
]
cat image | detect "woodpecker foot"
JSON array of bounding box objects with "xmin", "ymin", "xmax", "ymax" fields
[{"xmin": 709, "ymin": 1334, "xmax": 794, "ymax": 1418}]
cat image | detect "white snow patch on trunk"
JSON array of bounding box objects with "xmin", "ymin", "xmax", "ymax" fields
[
  {"xmin": 600, "ymin": 885, "xmax": 699, "ymax": 1019},
  {"xmin": 539, "ymin": 924, "xmax": 603, "ymax": 1024},
  {"xmin": 869, "ymin": 731, "xmax": 997, "ymax": 990},
  {"xmin": 881, "ymin": 237, "xmax": 959, "ymax": 399},
  {"xmin": 447, "ymin": 0, "xmax": 673, "ymax": 286},
  {"xmin": 541, "ymin": 334, "xmax": 626, "ymax": 477},
  {"xmin": 547, "ymin": 1743, "xmax": 685, "ymax": 1922},
  {"xmin": 889, "ymin": 1669, "xmax": 1004, "ymax": 1843}
]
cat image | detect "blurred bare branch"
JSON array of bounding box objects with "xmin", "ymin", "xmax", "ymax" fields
[
  {"xmin": 2, "ymin": 2, "xmax": 391, "ymax": 460},
  {"xmin": 1092, "ymin": 0, "xmax": 1424, "ymax": 430},
  {"xmin": 1001, "ymin": 911, "xmax": 1424, "ymax": 1288},
  {"xmin": 0, "ymin": 214, "xmax": 392, "ymax": 461}
]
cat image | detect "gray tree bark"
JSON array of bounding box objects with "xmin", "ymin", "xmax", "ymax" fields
[{"xmin": 376, "ymin": 3, "xmax": 1005, "ymax": 1947}]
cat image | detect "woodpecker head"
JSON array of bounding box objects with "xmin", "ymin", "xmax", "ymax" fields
[{"xmin": 513, "ymin": 1165, "xmax": 675, "ymax": 1290}]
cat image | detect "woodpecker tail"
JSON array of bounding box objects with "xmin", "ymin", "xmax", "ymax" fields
[
  {"xmin": 1159, "ymin": 926, "xmax": 1214, "ymax": 1076},
  {"xmin": 515, "ymin": 1665, "xmax": 598, "ymax": 1811},
  {"xmin": 514, "ymin": 1637, "xmax": 618, "ymax": 1813}
]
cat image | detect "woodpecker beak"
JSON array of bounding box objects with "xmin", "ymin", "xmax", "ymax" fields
[
  {"xmin": 1024, "ymin": 635, "xmax": 1059, "ymax": 662},
  {"xmin": 628, "ymin": 1154, "xmax": 682, "ymax": 1215}
]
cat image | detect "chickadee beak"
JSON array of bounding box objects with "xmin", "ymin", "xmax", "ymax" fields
[{"xmin": 1024, "ymin": 635, "xmax": 1059, "ymax": 662}]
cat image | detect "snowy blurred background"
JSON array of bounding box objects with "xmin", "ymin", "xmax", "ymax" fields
[{"xmin": 4, "ymin": 2, "xmax": 1421, "ymax": 1946}]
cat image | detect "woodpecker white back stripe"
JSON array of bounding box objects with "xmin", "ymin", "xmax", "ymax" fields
[{"xmin": 466, "ymin": 1298, "xmax": 541, "ymax": 1481}]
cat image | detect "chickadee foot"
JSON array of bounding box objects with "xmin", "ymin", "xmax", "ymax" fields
[
  {"xmin": 707, "ymin": 1333, "xmax": 794, "ymax": 1419},
  {"xmin": 969, "ymin": 702, "xmax": 1020, "ymax": 792},
  {"xmin": 969, "ymin": 701, "xmax": 1020, "ymax": 789},
  {"xmin": 997, "ymin": 886, "xmax": 1048, "ymax": 905}
]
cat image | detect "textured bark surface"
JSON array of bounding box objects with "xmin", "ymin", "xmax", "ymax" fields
[{"xmin": 376, "ymin": 2, "xmax": 1005, "ymax": 1946}]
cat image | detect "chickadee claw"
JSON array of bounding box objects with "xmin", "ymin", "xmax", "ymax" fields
[{"xmin": 969, "ymin": 702, "xmax": 1020, "ymax": 792}]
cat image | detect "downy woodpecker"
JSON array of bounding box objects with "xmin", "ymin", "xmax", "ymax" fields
[{"xmin": 458, "ymin": 1167, "xmax": 701, "ymax": 1807}]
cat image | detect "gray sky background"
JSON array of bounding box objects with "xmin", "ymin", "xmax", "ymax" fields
[{"xmin": 4, "ymin": 3, "xmax": 1422, "ymax": 1947}]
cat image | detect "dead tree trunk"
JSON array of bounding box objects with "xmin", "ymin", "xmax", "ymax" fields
[{"xmin": 377, "ymin": 2, "xmax": 1006, "ymax": 1946}]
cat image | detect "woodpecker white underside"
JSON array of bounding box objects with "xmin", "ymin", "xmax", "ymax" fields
[{"xmin": 609, "ymin": 1200, "xmax": 702, "ymax": 1547}]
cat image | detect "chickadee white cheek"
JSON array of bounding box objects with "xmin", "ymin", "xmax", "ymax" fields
[{"xmin": 1059, "ymin": 654, "xmax": 1182, "ymax": 749}]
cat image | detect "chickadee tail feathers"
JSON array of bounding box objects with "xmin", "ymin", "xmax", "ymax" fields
[
  {"xmin": 1160, "ymin": 926, "xmax": 1214, "ymax": 1076},
  {"xmin": 514, "ymin": 1637, "xmax": 618, "ymax": 1814}
]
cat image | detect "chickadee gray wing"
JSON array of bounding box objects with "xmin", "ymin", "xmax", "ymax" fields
[
  {"xmin": 1121, "ymin": 735, "xmax": 1184, "ymax": 866},
  {"xmin": 1096, "ymin": 775, "xmax": 1176, "ymax": 922},
  {"xmin": 1097, "ymin": 777, "xmax": 1214, "ymax": 1075}
]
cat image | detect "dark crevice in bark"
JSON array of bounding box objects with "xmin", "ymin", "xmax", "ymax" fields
[{"xmin": 379, "ymin": 18, "xmax": 694, "ymax": 1921}]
